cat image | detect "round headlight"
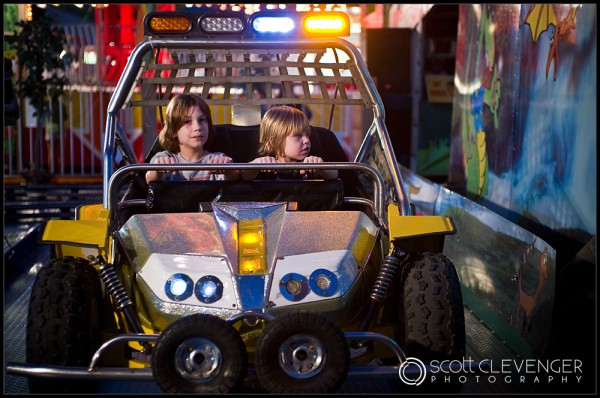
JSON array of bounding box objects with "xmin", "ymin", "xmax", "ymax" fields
[
  {"xmin": 279, "ymin": 272, "xmax": 309, "ymax": 301},
  {"xmin": 165, "ymin": 273, "xmax": 194, "ymax": 301},
  {"xmin": 309, "ymin": 269, "xmax": 338, "ymax": 297},
  {"xmin": 194, "ymin": 275, "xmax": 223, "ymax": 304}
]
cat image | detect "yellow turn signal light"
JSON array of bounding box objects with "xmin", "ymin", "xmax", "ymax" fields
[
  {"xmin": 146, "ymin": 15, "xmax": 192, "ymax": 34},
  {"xmin": 238, "ymin": 219, "xmax": 266, "ymax": 274},
  {"xmin": 303, "ymin": 12, "xmax": 349, "ymax": 37}
]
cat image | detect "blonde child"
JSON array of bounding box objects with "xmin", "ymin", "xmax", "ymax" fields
[
  {"xmin": 146, "ymin": 93, "xmax": 239, "ymax": 183},
  {"xmin": 241, "ymin": 105, "xmax": 338, "ymax": 181}
]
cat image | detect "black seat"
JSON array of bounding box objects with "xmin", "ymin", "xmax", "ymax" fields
[
  {"xmin": 118, "ymin": 123, "xmax": 368, "ymax": 223},
  {"xmin": 207, "ymin": 124, "xmax": 364, "ymax": 198}
]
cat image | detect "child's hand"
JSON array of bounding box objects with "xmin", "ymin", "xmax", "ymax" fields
[
  {"xmin": 301, "ymin": 156, "xmax": 337, "ymax": 180},
  {"xmin": 146, "ymin": 155, "xmax": 177, "ymax": 183},
  {"xmin": 208, "ymin": 154, "xmax": 233, "ymax": 164},
  {"xmin": 250, "ymin": 156, "xmax": 278, "ymax": 173},
  {"xmin": 302, "ymin": 156, "xmax": 324, "ymax": 164},
  {"xmin": 207, "ymin": 154, "xmax": 233, "ymax": 175},
  {"xmin": 250, "ymin": 156, "xmax": 278, "ymax": 164},
  {"xmin": 300, "ymin": 156, "xmax": 325, "ymax": 178},
  {"xmin": 154, "ymin": 155, "xmax": 178, "ymax": 175}
]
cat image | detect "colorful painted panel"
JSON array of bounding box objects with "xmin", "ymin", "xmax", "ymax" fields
[{"xmin": 449, "ymin": 4, "xmax": 596, "ymax": 241}]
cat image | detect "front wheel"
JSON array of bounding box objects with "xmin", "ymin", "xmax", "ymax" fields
[
  {"xmin": 255, "ymin": 311, "xmax": 349, "ymax": 393},
  {"xmin": 26, "ymin": 256, "xmax": 104, "ymax": 393},
  {"xmin": 396, "ymin": 252, "xmax": 466, "ymax": 360},
  {"xmin": 395, "ymin": 252, "xmax": 465, "ymax": 392},
  {"xmin": 151, "ymin": 314, "xmax": 247, "ymax": 393}
]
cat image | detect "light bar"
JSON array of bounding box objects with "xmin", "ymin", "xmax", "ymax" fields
[{"xmin": 144, "ymin": 10, "xmax": 350, "ymax": 38}]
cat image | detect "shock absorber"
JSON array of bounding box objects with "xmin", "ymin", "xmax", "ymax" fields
[
  {"xmin": 91, "ymin": 255, "xmax": 145, "ymax": 335},
  {"xmin": 359, "ymin": 244, "xmax": 406, "ymax": 331}
]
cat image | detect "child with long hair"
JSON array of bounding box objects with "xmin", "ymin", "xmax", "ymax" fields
[
  {"xmin": 241, "ymin": 105, "xmax": 337, "ymax": 181},
  {"xmin": 146, "ymin": 93, "xmax": 239, "ymax": 183}
]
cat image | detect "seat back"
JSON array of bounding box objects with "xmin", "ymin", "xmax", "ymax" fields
[
  {"xmin": 120, "ymin": 123, "xmax": 366, "ymax": 223},
  {"xmin": 145, "ymin": 123, "xmax": 350, "ymax": 164},
  {"xmin": 204, "ymin": 124, "xmax": 364, "ymax": 198}
]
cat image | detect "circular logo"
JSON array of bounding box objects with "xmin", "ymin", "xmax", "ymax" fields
[{"xmin": 398, "ymin": 357, "xmax": 427, "ymax": 386}]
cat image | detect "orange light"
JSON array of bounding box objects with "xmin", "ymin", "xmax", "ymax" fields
[
  {"xmin": 148, "ymin": 16, "xmax": 192, "ymax": 33},
  {"xmin": 25, "ymin": 4, "xmax": 33, "ymax": 21},
  {"xmin": 303, "ymin": 13, "xmax": 350, "ymax": 37},
  {"xmin": 238, "ymin": 219, "xmax": 266, "ymax": 274}
]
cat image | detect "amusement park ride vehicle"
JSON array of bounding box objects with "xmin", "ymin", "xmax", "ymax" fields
[{"xmin": 7, "ymin": 8, "xmax": 470, "ymax": 393}]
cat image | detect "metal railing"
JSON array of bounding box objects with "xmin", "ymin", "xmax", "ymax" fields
[
  {"xmin": 4, "ymin": 22, "xmax": 132, "ymax": 182},
  {"xmin": 3, "ymin": 92, "xmax": 355, "ymax": 182},
  {"xmin": 3, "ymin": 85, "xmax": 127, "ymax": 181},
  {"xmin": 3, "ymin": 23, "xmax": 359, "ymax": 183}
]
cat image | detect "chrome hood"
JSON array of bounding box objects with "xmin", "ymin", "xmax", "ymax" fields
[{"xmin": 118, "ymin": 202, "xmax": 378, "ymax": 316}]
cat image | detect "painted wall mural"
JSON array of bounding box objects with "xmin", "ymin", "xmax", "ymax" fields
[{"xmin": 449, "ymin": 4, "xmax": 596, "ymax": 250}]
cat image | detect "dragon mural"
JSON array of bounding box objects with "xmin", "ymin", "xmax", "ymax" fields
[{"xmin": 524, "ymin": 4, "xmax": 579, "ymax": 80}]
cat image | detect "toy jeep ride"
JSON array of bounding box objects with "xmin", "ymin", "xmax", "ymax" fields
[{"xmin": 8, "ymin": 9, "xmax": 466, "ymax": 393}]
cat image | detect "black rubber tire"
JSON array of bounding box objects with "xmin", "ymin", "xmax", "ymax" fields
[
  {"xmin": 151, "ymin": 314, "xmax": 247, "ymax": 393},
  {"xmin": 255, "ymin": 311, "xmax": 350, "ymax": 393},
  {"xmin": 26, "ymin": 256, "xmax": 104, "ymax": 393},
  {"xmin": 395, "ymin": 252, "xmax": 466, "ymax": 392},
  {"xmin": 397, "ymin": 252, "xmax": 466, "ymax": 358}
]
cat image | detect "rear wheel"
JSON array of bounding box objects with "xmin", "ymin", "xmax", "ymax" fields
[
  {"xmin": 255, "ymin": 311, "xmax": 349, "ymax": 393},
  {"xmin": 395, "ymin": 252, "xmax": 465, "ymax": 392},
  {"xmin": 26, "ymin": 256, "xmax": 104, "ymax": 393}
]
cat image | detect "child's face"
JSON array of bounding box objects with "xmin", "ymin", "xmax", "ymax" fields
[
  {"xmin": 177, "ymin": 105, "xmax": 209, "ymax": 152},
  {"xmin": 281, "ymin": 131, "xmax": 311, "ymax": 162}
]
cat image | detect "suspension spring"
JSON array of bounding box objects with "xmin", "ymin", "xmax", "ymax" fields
[
  {"xmin": 370, "ymin": 249, "xmax": 403, "ymax": 302},
  {"xmin": 91, "ymin": 255, "xmax": 146, "ymax": 341},
  {"xmin": 96, "ymin": 257, "xmax": 132, "ymax": 310}
]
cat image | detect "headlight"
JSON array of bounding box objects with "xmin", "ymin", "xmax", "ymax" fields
[
  {"xmin": 195, "ymin": 275, "xmax": 223, "ymax": 304},
  {"xmin": 279, "ymin": 272, "xmax": 309, "ymax": 301},
  {"xmin": 165, "ymin": 273, "xmax": 194, "ymax": 301},
  {"xmin": 309, "ymin": 269, "xmax": 338, "ymax": 297}
]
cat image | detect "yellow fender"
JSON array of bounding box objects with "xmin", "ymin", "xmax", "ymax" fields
[
  {"xmin": 387, "ymin": 204, "xmax": 456, "ymax": 253},
  {"xmin": 42, "ymin": 220, "xmax": 107, "ymax": 247},
  {"xmin": 41, "ymin": 204, "xmax": 110, "ymax": 259}
]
